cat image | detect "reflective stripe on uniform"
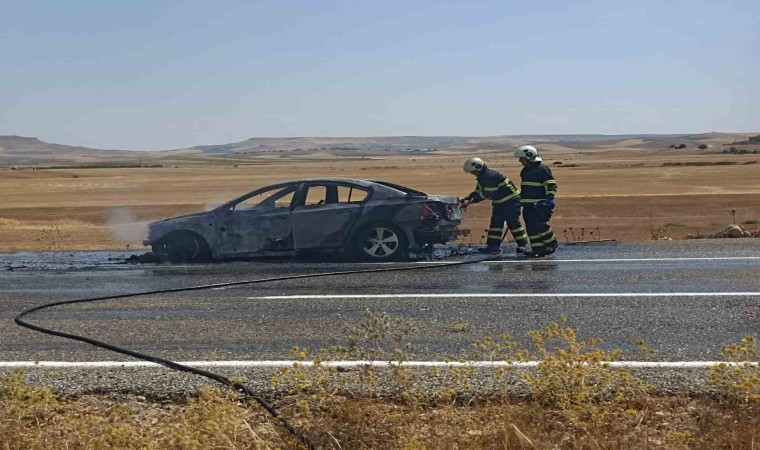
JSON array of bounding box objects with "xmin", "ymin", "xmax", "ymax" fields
[
  {"xmin": 521, "ymin": 181, "xmax": 543, "ymax": 187},
  {"xmin": 482, "ymin": 180, "xmax": 508, "ymax": 191},
  {"xmin": 488, "ymin": 233, "xmax": 502, "ymax": 239},
  {"xmin": 538, "ymin": 229, "xmax": 554, "ymax": 237},
  {"xmin": 531, "ymin": 242, "xmax": 546, "ymax": 247},
  {"xmin": 489, "ymin": 227, "xmax": 503, "ymax": 232},
  {"xmin": 544, "ymin": 180, "xmax": 558, "ymax": 195},
  {"xmin": 543, "ymin": 179, "xmax": 556, "ymax": 187},
  {"xmin": 520, "ymin": 198, "xmax": 542, "ymax": 203},
  {"xmin": 492, "ymin": 191, "xmax": 520, "ymax": 204}
]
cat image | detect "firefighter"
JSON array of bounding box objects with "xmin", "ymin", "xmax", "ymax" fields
[
  {"xmin": 460, "ymin": 157, "xmax": 529, "ymax": 254},
  {"xmin": 513, "ymin": 145, "xmax": 558, "ymax": 257}
]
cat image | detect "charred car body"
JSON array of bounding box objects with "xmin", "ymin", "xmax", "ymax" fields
[{"xmin": 144, "ymin": 178, "xmax": 467, "ymax": 262}]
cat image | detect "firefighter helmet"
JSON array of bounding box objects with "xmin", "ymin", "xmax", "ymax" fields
[
  {"xmin": 463, "ymin": 157, "xmax": 486, "ymax": 173},
  {"xmin": 513, "ymin": 145, "xmax": 542, "ymax": 162}
]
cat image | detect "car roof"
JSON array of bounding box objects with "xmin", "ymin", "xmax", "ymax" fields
[
  {"xmin": 288, "ymin": 177, "xmax": 377, "ymax": 188},
  {"xmin": 291, "ymin": 178, "xmax": 426, "ymax": 194},
  {"xmin": 228, "ymin": 178, "xmax": 423, "ymax": 205}
]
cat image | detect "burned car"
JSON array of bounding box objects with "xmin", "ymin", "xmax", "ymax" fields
[{"xmin": 144, "ymin": 178, "xmax": 467, "ymax": 262}]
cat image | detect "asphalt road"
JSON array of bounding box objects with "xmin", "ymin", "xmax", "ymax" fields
[{"xmin": 1, "ymin": 239, "xmax": 758, "ymax": 365}]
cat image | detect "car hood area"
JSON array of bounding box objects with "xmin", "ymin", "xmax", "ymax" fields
[{"xmin": 146, "ymin": 211, "xmax": 213, "ymax": 241}]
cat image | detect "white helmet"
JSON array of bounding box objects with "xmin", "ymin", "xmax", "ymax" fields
[
  {"xmin": 513, "ymin": 145, "xmax": 542, "ymax": 162},
  {"xmin": 463, "ymin": 157, "xmax": 486, "ymax": 173}
]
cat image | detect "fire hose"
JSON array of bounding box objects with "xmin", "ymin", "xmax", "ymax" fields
[{"xmin": 15, "ymin": 251, "xmax": 502, "ymax": 450}]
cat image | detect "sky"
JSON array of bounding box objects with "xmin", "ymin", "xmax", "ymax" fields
[{"xmin": 1, "ymin": 0, "xmax": 758, "ymax": 151}]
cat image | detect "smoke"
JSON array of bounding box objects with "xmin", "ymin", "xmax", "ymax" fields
[{"xmin": 106, "ymin": 207, "xmax": 150, "ymax": 245}]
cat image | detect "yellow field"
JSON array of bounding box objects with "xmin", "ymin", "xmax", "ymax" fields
[{"xmin": 1, "ymin": 149, "xmax": 758, "ymax": 251}]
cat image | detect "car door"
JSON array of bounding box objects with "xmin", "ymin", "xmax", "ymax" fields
[
  {"xmin": 216, "ymin": 185, "xmax": 297, "ymax": 256},
  {"xmin": 291, "ymin": 182, "xmax": 369, "ymax": 250}
]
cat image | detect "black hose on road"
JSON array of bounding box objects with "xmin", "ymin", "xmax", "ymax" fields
[{"xmin": 15, "ymin": 251, "xmax": 502, "ymax": 450}]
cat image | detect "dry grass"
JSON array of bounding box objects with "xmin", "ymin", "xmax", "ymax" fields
[
  {"xmin": 0, "ymin": 374, "xmax": 294, "ymax": 449},
  {"xmin": 3, "ymin": 317, "xmax": 759, "ymax": 449},
  {"xmin": 3, "ymin": 386, "xmax": 759, "ymax": 449},
  {"xmin": 0, "ymin": 218, "xmax": 121, "ymax": 252},
  {"xmin": 0, "ymin": 147, "xmax": 758, "ymax": 251}
]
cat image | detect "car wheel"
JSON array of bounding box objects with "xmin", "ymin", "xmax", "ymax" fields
[
  {"xmin": 153, "ymin": 231, "xmax": 210, "ymax": 263},
  {"xmin": 353, "ymin": 224, "xmax": 408, "ymax": 262}
]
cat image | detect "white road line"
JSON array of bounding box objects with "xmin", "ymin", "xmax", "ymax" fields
[
  {"xmin": 418, "ymin": 256, "xmax": 760, "ymax": 264},
  {"xmin": 249, "ymin": 292, "xmax": 760, "ymax": 300},
  {"xmin": 0, "ymin": 360, "xmax": 756, "ymax": 369},
  {"xmin": 488, "ymin": 257, "xmax": 760, "ymax": 263}
]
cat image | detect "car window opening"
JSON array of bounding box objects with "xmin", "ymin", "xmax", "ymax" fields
[{"xmin": 237, "ymin": 187, "xmax": 296, "ymax": 211}]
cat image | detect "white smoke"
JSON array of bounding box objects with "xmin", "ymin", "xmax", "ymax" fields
[{"xmin": 106, "ymin": 207, "xmax": 150, "ymax": 245}]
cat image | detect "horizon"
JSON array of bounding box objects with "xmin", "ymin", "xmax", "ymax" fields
[
  {"xmin": 3, "ymin": 130, "xmax": 758, "ymax": 153},
  {"xmin": 2, "ymin": 1, "xmax": 758, "ymax": 150}
]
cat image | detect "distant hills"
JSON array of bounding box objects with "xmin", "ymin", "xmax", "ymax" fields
[
  {"xmin": 185, "ymin": 134, "xmax": 671, "ymax": 154},
  {"xmin": 183, "ymin": 133, "xmax": 756, "ymax": 154},
  {"xmin": 1, "ymin": 132, "xmax": 756, "ymax": 166},
  {"xmin": 0, "ymin": 136, "xmax": 138, "ymax": 166}
]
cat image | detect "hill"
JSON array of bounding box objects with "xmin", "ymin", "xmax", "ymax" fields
[
  {"xmin": 1, "ymin": 132, "xmax": 757, "ymax": 166},
  {"xmin": 0, "ymin": 136, "xmax": 139, "ymax": 166},
  {"xmin": 181, "ymin": 134, "xmax": 695, "ymax": 154}
]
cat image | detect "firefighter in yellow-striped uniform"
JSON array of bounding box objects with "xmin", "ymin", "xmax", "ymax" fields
[
  {"xmin": 460, "ymin": 157, "xmax": 529, "ymax": 254},
  {"xmin": 513, "ymin": 145, "xmax": 558, "ymax": 257}
]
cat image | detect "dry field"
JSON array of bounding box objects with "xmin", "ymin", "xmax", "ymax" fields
[{"xmin": 0, "ymin": 147, "xmax": 758, "ymax": 252}]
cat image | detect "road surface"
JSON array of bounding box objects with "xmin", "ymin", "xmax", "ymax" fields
[{"xmin": 1, "ymin": 239, "xmax": 758, "ymax": 395}]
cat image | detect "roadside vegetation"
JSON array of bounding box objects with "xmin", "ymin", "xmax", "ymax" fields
[{"xmin": 2, "ymin": 315, "xmax": 759, "ymax": 449}]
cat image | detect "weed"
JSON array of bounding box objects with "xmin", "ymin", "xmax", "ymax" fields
[
  {"xmin": 342, "ymin": 310, "xmax": 418, "ymax": 363},
  {"xmin": 0, "ymin": 369, "xmax": 59, "ymax": 421},
  {"xmin": 274, "ymin": 311, "xmax": 419, "ymax": 401},
  {"xmin": 521, "ymin": 318, "xmax": 651, "ymax": 432},
  {"xmin": 708, "ymin": 335, "xmax": 760, "ymax": 403},
  {"xmin": 451, "ymin": 319, "xmax": 470, "ymax": 334},
  {"xmin": 0, "ymin": 371, "xmax": 288, "ymax": 449},
  {"xmin": 651, "ymin": 226, "xmax": 675, "ymax": 240},
  {"xmin": 6, "ymin": 320, "xmax": 760, "ymax": 448}
]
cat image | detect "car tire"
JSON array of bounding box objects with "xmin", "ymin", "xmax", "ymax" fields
[
  {"xmin": 353, "ymin": 223, "xmax": 408, "ymax": 262},
  {"xmin": 153, "ymin": 231, "xmax": 210, "ymax": 263}
]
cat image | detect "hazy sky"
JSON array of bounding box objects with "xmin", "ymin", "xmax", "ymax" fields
[{"xmin": 2, "ymin": 0, "xmax": 758, "ymax": 150}]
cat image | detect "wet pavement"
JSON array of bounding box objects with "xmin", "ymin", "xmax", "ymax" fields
[{"xmin": 1, "ymin": 239, "xmax": 758, "ymax": 364}]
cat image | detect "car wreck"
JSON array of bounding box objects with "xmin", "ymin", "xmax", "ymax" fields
[{"xmin": 144, "ymin": 178, "xmax": 468, "ymax": 262}]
